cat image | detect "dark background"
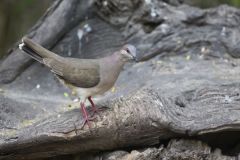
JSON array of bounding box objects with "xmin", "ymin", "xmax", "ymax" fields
[{"xmin": 0, "ymin": 0, "xmax": 52, "ymax": 58}]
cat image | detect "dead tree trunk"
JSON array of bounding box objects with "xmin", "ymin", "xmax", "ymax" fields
[{"xmin": 0, "ymin": 0, "xmax": 240, "ymax": 159}]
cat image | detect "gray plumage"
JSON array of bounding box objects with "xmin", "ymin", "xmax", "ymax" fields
[{"xmin": 19, "ymin": 37, "xmax": 136, "ymax": 101}]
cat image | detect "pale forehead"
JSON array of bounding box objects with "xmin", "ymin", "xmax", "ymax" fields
[{"xmin": 123, "ymin": 44, "xmax": 136, "ymax": 53}]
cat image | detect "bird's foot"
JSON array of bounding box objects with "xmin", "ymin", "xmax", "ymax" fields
[
  {"xmin": 81, "ymin": 116, "xmax": 96, "ymax": 129},
  {"xmin": 88, "ymin": 96, "xmax": 100, "ymax": 117},
  {"xmin": 80, "ymin": 102, "xmax": 96, "ymax": 129},
  {"xmin": 91, "ymin": 108, "xmax": 100, "ymax": 118},
  {"xmin": 87, "ymin": 97, "xmax": 109, "ymax": 118}
]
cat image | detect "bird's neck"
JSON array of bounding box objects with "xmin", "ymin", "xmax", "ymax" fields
[
  {"xmin": 99, "ymin": 53, "xmax": 126, "ymax": 87},
  {"xmin": 101, "ymin": 52, "xmax": 126, "ymax": 77},
  {"xmin": 109, "ymin": 52, "xmax": 126, "ymax": 67}
]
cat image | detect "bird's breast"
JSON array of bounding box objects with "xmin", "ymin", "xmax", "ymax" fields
[{"xmin": 98, "ymin": 60, "xmax": 124, "ymax": 92}]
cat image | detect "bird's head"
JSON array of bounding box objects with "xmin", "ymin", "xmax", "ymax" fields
[{"xmin": 119, "ymin": 44, "xmax": 137, "ymax": 62}]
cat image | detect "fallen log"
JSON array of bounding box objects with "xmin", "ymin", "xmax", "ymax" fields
[{"xmin": 0, "ymin": 0, "xmax": 240, "ymax": 159}]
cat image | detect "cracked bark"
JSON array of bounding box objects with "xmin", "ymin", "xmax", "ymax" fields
[{"xmin": 0, "ymin": 0, "xmax": 240, "ymax": 159}]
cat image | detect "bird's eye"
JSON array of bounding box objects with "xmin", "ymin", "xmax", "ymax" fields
[{"xmin": 125, "ymin": 48, "xmax": 130, "ymax": 53}]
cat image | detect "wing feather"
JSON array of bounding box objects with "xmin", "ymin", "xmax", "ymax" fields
[{"xmin": 43, "ymin": 57, "xmax": 100, "ymax": 88}]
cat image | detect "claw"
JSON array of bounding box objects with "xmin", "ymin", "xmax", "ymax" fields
[{"xmin": 80, "ymin": 117, "xmax": 96, "ymax": 129}]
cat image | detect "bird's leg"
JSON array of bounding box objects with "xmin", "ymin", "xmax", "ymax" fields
[
  {"xmin": 80, "ymin": 102, "xmax": 95, "ymax": 129},
  {"xmin": 88, "ymin": 96, "xmax": 99, "ymax": 116},
  {"xmin": 88, "ymin": 96, "xmax": 109, "ymax": 117}
]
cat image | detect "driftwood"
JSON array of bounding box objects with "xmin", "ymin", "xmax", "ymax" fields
[{"xmin": 0, "ymin": 0, "xmax": 240, "ymax": 159}]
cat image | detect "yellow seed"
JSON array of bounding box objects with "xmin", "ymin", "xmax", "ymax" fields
[
  {"xmin": 186, "ymin": 55, "xmax": 191, "ymax": 60},
  {"xmin": 111, "ymin": 87, "xmax": 116, "ymax": 92},
  {"xmin": 64, "ymin": 92, "xmax": 69, "ymax": 97}
]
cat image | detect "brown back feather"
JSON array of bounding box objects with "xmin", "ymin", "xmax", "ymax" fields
[{"xmin": 43, "ymin": 57, "xmax": 100, "ymax": 88}]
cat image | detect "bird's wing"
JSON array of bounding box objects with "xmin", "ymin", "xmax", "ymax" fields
[{"xmin": 43, "ymin": 57, "xmax": 100, "ymax": 88}]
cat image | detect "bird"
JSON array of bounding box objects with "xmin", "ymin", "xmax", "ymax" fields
[{"xmin": 19, "ymin": 37, "xmax": 137, "ymax": 128}]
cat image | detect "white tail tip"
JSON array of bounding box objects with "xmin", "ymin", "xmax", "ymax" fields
[{"xmin": 19, "ymin": 43, "xmax": 24, "ymax": 50}]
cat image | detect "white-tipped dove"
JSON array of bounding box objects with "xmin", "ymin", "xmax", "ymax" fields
[{"xmin": 19, "ymin": 37, "xmax": 137, "ymax": 128}]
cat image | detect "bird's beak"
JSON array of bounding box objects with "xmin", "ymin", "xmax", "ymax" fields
[
  {"xmin": 130, "ymin": 55, "xmax": 137, "ymax": 62},
  {"xmin": 133, "ymin": 56, "xmax": 137, "ymax": 62},
  {"xmin": 130, "ymin": 52, "xmax": 137, "ymax": 62}
]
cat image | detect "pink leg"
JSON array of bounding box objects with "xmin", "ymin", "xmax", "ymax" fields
[
  {"xmin": 88, "ymin": 96, "xmax": 98, "ymax": 114},
  {"xmin": 80, "ymin": 102, "xmax": 93, "ymax": 128}
]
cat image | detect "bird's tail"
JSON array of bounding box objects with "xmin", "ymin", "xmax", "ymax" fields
[{"xmin": 19, "ymin": 37, "xmax": 58, "ymax": 63}]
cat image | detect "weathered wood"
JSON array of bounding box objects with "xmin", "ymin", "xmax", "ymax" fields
[
  {"xmin": 0, "ymin": 0, "xmax": 94, "ymax": 84},
  {"xmin": 89, "ymin": 139, "xmax": 234, "ymax": 160},
  {"xmin": 1, "ymin": 76, "xmax": 240, "ymax": 159},
  {"xmin": 1, "ymin": 0, "xmax": 240, "ymax": 159},
  {"xmin": 53, "ymin": 139, "xmax": 234, "ymax": 159}
]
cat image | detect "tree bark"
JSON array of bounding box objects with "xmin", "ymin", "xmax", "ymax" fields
[{"xmin": 0, "ymin": 0, "xmax": 240, "ymax": 159}]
